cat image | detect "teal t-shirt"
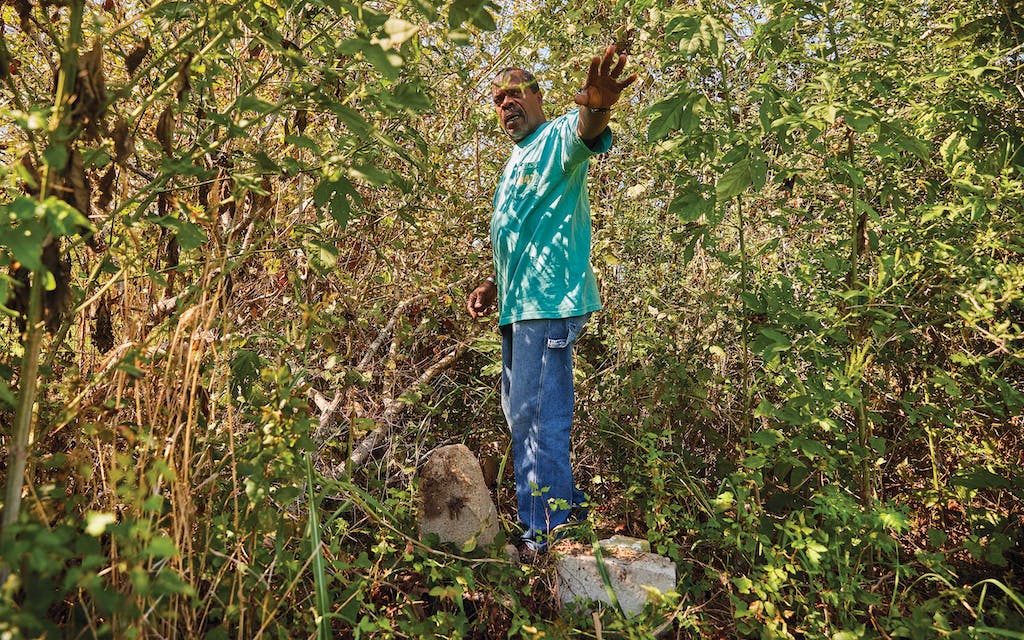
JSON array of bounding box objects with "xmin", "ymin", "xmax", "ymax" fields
[{"xmin": 491, "ymin": 109, "xmax": 611, "ymax": 326}]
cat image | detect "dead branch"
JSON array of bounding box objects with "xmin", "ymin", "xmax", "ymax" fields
[
  {"xmin": 358, "ymin": 295, "xmax": 426, "ymax": 372},
  {"xmin": 151, "ymin": 294, "xmax": 180, "ymax": 320},
  {"xmin": 324, "ymin": 341, "xmax": 468, "ymax": 477}
]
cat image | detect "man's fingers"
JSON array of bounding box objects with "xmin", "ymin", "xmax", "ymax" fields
[
  {"xmin": 618, "ymin": 72, "xmax": 638, "ymax": 90},
  {"xmin": 610, "ymin": 53, "xmax": 627, "ymax": 79},
  {"xmin": 599, "ymin": 46, "xmax": 614, "ymax": 76},
  {"xmin": 586, "ymin": 55, "xmax": 600, "ymax": 84}
]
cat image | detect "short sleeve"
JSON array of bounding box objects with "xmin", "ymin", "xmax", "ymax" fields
[{"xmin": 558, "ymin": 110, "xmax": 612, "ymax": 170}]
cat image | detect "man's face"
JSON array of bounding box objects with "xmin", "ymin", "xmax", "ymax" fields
[{"xmin": 492, "ymin": 71, "xmax": 544, "ymax": 142}]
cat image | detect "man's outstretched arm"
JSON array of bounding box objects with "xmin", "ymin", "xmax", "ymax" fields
[{"xmin": 575, "ymin": 44, "xmax": 638, "ymax": 144}]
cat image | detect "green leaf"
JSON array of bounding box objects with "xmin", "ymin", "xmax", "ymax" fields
[
  {"xmin": 155, "ymin": 216, "xmax": 208, "ymax": 251},
  {"xmin": 361, "ymin": 45, "xmax": 404, "ymax": 79},
  {"xmin": 669, "ymin": 187, "xmax": 715, "ymax": 222},
  {"xmin": 43, "ymin": 197, "xmax": 93, "ymax": 236},
  {"xmin": 332, "ymin": 104, "xmax": 373, "ymax": 137},
  {"xmin": 731, "ymin": 576, "xmax": 753, "ymax": 593},
  {"xmin": 305, "ymin": 238, "xmax": 339, "ymax": 272},
  {"xmin": 644, "ymin": 91, "xmax": 705, "ymax": 141},
  {"xmin": 449, "ymin": 0, "xmax": 497, "ymax": 30},
  {"xmin": 230, "ymin": 349, "xmax": 263, "ymax": 399},
  {"xmin": 42, "ymin": 144, "xmax": 69, "ymax": 172},
  {"xmin": 349, "ymin": 163, "xmax": 391, "ymax": 186},
  {"xmin": 145, "ymin": 536, "xmax": 178, "ymax": 559},
  {"xmin": 236, "ymin": 96, "xmax": 276, "ymax": 113},
  {"xmin": 314, "ymin": 175, "xmax": 358, "ymax": 227},
  {"xmin": 284, "ymin": 135, "xmax": 321, "ymax": 153},
  {"xmin": 716, "ymin": 158, "xmax": 752, "ymax": 199},
  {"xmin": 750, "ymin": 429, "xmax": 783, "ymax": 447},
  {"xmin": 6, "ymin": 196, "xmax": 37, "ymax": 221},
  {"xmin": 750, "ymin": 157, "xmax": 768, "ymax": 192},
  {"xmin": 742, "ymin": 453, "xmax": 766, "ymax": 469},
  {"xmin": 274, "ymin": 485, "xmax": 301, "ymax": 504},
  {"xmin": 952, "ymin": 469, "xmax": 1012, "ymax": 490},
  {"xmin": 0, "ymin": 377, "xmax": 14, "ymax": 409},
  {"xmin": 331, "ymin": 191, "xmax": 352, "ymax": 225},
  {"xmin": 793, "ymin": 436, "xmax": 829, "ymax": 460},
  {"xmin": 1, "ymin": 218, "xmax": 47, "ymax": 272},
  {"xmin": 392, "ymin": 83, "xmax": 431, "ymax": 111}
]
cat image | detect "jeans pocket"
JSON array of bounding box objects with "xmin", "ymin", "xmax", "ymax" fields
[{"xmin": 546, "ymin": 314, "xmax": 590, "ymax": 349}]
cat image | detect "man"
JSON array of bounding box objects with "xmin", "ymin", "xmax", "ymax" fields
[{"xmin": 466, "ymin": 45, "xmax": 637, "ymax": 553}]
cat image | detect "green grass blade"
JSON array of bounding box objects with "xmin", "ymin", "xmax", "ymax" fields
[{"xmin": 306, "ymin": 451, "xmax": 330, "ymax": 640}]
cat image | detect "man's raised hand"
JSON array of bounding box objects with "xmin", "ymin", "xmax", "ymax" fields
[{"xmin": 574, "ymin": 44, "xmax": 638, "ymax": 110}]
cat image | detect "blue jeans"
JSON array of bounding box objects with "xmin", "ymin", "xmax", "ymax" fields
[{"xmin": 500, "ymin": 315, "xmax": 589, "ymax": 550}]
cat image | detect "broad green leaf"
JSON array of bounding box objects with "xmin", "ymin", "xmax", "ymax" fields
[
  {"xmin": 155, "ymin": 216, "xmax": 208, "ymax": 251},
  {"xmin": 43, "ymin": 197, "xmax": 93, "ymax": 236},
  {"xmin": 793, "ymin": 437, "xmax": 829, "ymax": 459},
  {"xmin": 332, "ymin": 104, "xmax": 373, "ymax": 137},
  {"xmin": 230, "ymin": 349, "xmax": 263, "ymax": 399},
  {"xmin": 314, "ymin": 177, "xmax": 336, "ymax": 207},
  {"xmin": 392, "ymin": 83, "xmax": 431, "ymax": 111},
  {"xmin": 669, "ymin": 188, "xmax": 715, "ymax": 222},
  {"xmin": 750, "ymin": 429, "xmax": 783, "ymax": 446},
  {"xmin": 315, "ymin": 176, "xmax": 358, "ymax": 226},
  {"xmin": 284, "ymin": 132, "xmax": 319, "ymax": 152},
  {"xmin": 742, "ymin": 453, "xmax": 766, "ymax": 469},
  {"xmin": 716, "ymin": 158, "xmax": 752, "ymax": 199},
  {"xmin": 648, "ymin": 110, "xmax": 681, "ymax": 142},
  {"xmin": 10, "ymin": 107, "xmax": 48, "ymax": 131},
  {"xmin": 940, "ymin": 132, "xmax": 969, "ymax": 165},
  {"xmin": 333, "ymin": 189, "xmax": 354, "ymax": 227},
  {"xmin": 0, "ymin": 219, "xmax": 47, "ymax": 271},
  {"xmin": 449, "ymin": 0, "xmax": 497, "ymax": 30},
  {"xmin": 361, "ymin": 44, "xmax": 404, "ymax": 79},
  {"xmin": 877, "ymin": 508, "xmax": 909, "ymax": 533},
  {"xmin": 750, "ymin": 157, "xmax": 768, "ymax": 192},
  {"xmin": 0, "ymin": 275, "xmax": 13, "ymax": 320},
  {"xmin": 349, "ymin": 163, "xmax": 391, "ymax": 186},
  {"xmin": 644, "ymin": 91, "xmax": 706, "ymax": 141},
  {"xmin": 145, "ymin": 536, "xmax": 178, "ymax": 559},
  {"xmin": 305, "ymin": 238, "xmax": 339, "ymax": 272},
  {"xmin": 43, "ymin": 144, "xmax": 69, "ymax": 172},
  {"xmin": 7, "ymin": 196, "xmax": 37, "ymax": 221},
  {"xmin": 952, "ymin": 468, "xmax": 1012, "ymax": 490},
  {"xmin": 803, "ymin": 539, "xmax": 828, "ymax": 565},
  {"xmin": 41, "ymin": 268, "xmax": 56, "ymax": 292}
]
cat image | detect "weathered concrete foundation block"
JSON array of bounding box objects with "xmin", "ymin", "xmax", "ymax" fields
[
  {"xmin": 556, "ymin": 537, "xmax": 677, "ymax": 616},
  {"xmin": 417, "ymin": 444, "xmax": 499, "ymax": 548}
]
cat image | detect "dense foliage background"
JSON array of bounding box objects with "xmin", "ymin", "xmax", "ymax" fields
[{"xmin": 0, "ymin": 0, "xmax": 1021, "ymax": 637}]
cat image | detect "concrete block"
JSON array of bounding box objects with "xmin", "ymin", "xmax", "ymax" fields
[
  {"xmin": 417, "ymin": 444, "xmax": 499, "ymax": 548},
  {"xmin": 556, "ymin": 537, "xmax": 676, "ymax": 616}
]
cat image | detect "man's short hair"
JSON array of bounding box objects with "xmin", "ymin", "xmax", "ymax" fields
[{"xmin": 493, "ymin": 67, "xmax": 540, "ymax": 93}]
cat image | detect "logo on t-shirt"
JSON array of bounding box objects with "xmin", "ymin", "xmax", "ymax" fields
[{"xmin": 515, "ymin": 161, "xmax": 538, "ymax": 190}]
